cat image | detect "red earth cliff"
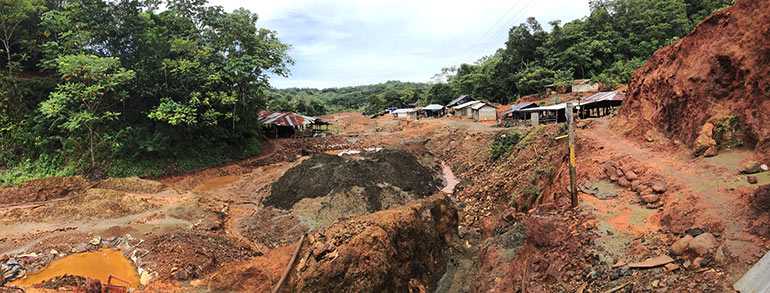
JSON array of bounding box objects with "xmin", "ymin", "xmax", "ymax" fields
[{"xmin": 617, "ymin": 0, "xmax": 770, "ymax": 160}]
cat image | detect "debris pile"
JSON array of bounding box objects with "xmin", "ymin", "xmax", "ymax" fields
[
  {"xmin": 618, "ymin": 0, "xmax": 770, "ymax": 161},
  {"xmin": 265, "ymin": 150, "xmax": 440, "ymax": 228},
  {"xmin": 31, "ymin": 274, "xmax": 101, "ymax": 293},
  {"xmin": 601, "ymin": 161, "xmax": 667, "ymax": 208},
  {"xmin": 137, "ymin": 231, "xmax": 258, "ymax": 281}
]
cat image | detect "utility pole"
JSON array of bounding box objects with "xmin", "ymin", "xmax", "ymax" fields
[{"xmin": 566, "ymin": 102, "xmax": 577, "ymax": 208}]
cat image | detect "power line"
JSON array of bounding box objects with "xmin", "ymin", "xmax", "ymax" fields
[
  {"xmin": 452, "ymin": 1, "xmax": 524, "ymax": 66},
  {"xmin": 464, "ymin": 0, "xmax": 537, "ymax": 64}
]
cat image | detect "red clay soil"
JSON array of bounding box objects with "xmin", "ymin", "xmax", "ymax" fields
[
  {"xmin": 0, "ymin": 176, "xmax": 90, "ymax": 205},
  {"xmin": 204, "ymin": 244, "xmax": 296, "ymax": 292},
  {"xmin": 617, "ymin": 0, "xmax": 770, "ymax": 160},
  {"xmin": 289, "ymin": 194, "xmax": 458, "ymax": 292}
]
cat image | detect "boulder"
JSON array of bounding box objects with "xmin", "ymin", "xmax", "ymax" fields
[
  {"xmin": 748, "ymin": 176, "xmax": 758, "ymax": 184},
  {"xmin": 652, "ymin": 180, "xmax": 667, "ymax": 193},
  {"xmin": 688, "ymin": 232, "xmax": 717, "ymax": 256},
  {"xmin": 604, "ymin": 164, "xmax": 618, "ymax": 178},
  {"xmin": 670, "ymin": 234, "xmax": 693, "ymax": 256},
  {"xmin": 714, "ymin": 245, "xmax": 727, "ymax": 264},
  {"xmin": 641, "ymin": 192, "xmax": 660, "ymax": 204},
  {"xmin": 618, "ymin": 177, "xmax": 631, "ymax": 188},
  {"xmin": 693, "ymin": 123, "xmax": 717, "ymax": 156},
  {"xmin": 742, "ymin": 162, "xmax": 762, "ymax": 174},
  {"xmin": 625, "ymin": 170, "xmax": 639, "ymax": 180},
  {"xmin": 704, "ymin": 146, "xmax": 718, "ymax": 157}
]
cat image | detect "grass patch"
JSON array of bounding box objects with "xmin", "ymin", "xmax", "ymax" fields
[{"xmin": 489, "ymin": 130, "xmax": 524, "ymax": 161}]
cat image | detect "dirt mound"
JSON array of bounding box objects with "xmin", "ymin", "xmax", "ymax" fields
[
  {"xmin": 31, "ymin": 274, "xmax": 101, "ymax": 292},
  {"xmin": 1, "ymin": 188, "xmax": 157, "ymax": 223},
  {"xmin": 138, "ymin": 231, "xmax": 258, "ymax": 281},
  {"xmin": 205, "ymin": 243, "xmax": 295, "ymax": 292},
  {"xmin": 93, "ymin": 176, "xmax": 165, "ymax": 194},
  {"xmin": 264, "ymin": 150, "xmax": 440, "ymax": 227},
  {"xmin": 0, "ymin": 176, "xmax": 90, "ymax": 205},
  {"xmin": 617, "ymin": 0, "xmax": 770, "ymax": 160},
  {"xmin": 289, "ymin": 194, "xmax": 457, "ymax": 292},
  {"xmin": 237, "ymin": 207, "xmax": 309, "ymax": 249}
]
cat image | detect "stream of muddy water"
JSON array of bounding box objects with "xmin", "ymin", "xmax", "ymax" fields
[{"xmin": 441, "ymin": 162, "xmax": 459, "ymax": 194}]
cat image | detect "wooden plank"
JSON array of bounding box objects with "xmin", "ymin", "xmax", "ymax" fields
[{"xmin": 567, "ymin": 102, "xmax": 577, "ymax": 208}]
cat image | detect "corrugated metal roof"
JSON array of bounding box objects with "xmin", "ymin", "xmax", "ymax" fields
[
  {"xmin": 423, "ymin": 104, "xmax": 445, "ymax": 111},
  {"xmin": 734, "ymin": 250, "xmax": 770, "ymax": 292},
  {"xmin": 503, "ymin": 103, "xmax": 538, "ymax": 115},
  {"xmin": 471, "ymin": 102, "xmax": 493, "ymax": 110},
  {"xmin": 257, "ymin": 110, "xmax": 315, "ymax": 127},
  {"xmin": 454, "ymin": 100, "xmax": 481, "ymax": 109},
  {"xmin": 580, "ymin": 91, "xmax": 625, "ymax": 103},
  {"xmin": 512, "ymin": 102, "xmax": 538, "ymax": 111},
  {"xmin": 392, "ymin": 108, "xmax": 417, "ymax": 114},
  {"xmin": 520, "ymin": 102, "xmax": 572, "ymax": 112},
  {"xmin": 447, "ymin": 95, "xmax": 473, "ymax": 107}
]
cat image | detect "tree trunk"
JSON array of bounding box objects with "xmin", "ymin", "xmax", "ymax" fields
[{"xmin": 89, "ymin": 121, "xmax": 95, "ymax": 168}]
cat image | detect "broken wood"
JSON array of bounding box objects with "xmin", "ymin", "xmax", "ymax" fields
[
  {"xmin": 272, "ymin": 233, "xmax": 306, "ymax": 293},
  {"xmin": 604, "ymin": 282, "xmax": 632, "ymax": 293},
  {"xmin": 628, "ymin": 255, "xmax": 674, "ymax": 268}
]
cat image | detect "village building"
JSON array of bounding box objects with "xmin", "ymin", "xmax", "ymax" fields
[
  {"xmin": 471, "ymin": 102, "xmax": 497, "ymax": 121},
  {"xmin": 392, "ymin": 108, "xmax": 418, "ymax": 119},
  {"xmin": 512, "ymin": 91, "xmax": 625, "ymax": 126},
  {"xmin": 453, "ymin": 100, "xmax": 481, "ymax": 118},
  {"xmin": 445, "ymin": 95, "xmax": 474, "ymax": 108},
  {"xmin": 501, "ymin": 102, "xmax": 538, "ymax": 126},
  {"xmin": 422, "ymin": 104, "xmax": 445, "ymax": 118},
  {"xmin": 257, "ymin": 110, "xmax": 319, "ymax": 138}
]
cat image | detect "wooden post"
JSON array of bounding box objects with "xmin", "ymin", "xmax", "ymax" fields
[{"xmin": 566, "ymin": 102, "xmax": 577, "ymax": 208}]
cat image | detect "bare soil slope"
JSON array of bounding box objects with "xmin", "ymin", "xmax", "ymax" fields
[{"xmin": 618, "ymin": 0, "xmax": 770, "ymax": 159}]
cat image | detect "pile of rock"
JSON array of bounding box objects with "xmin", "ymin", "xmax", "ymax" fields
[
  {"xmin": 693, "ymin": 123, "xmax": 719, "ymax": 157},
  {"xmin": 602, "ymin": 162, "xmax": 667, "ymax": 209},
  {"xmin": 742, "ymin": 161, "xmax": 768, "ymax": 185},
  {"xmin": 669, "ymin": 229, "xmax": 727, "ymax": 269}
]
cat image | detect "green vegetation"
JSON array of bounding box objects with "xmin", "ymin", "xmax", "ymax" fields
[
  {"xmin": 430, "ymin": 0, "xmax": 736, "ymax": 105},
  {"xmin": 0, "ymin": 0, "xmax": 291, "ymax": 184},
  {"xmin": 489, "ymin": 130, "xmax": 524, "ymax": 161},
  {"xmin": 714, "ymin": 115, "xmax": 742, "ymax": 149},
  {"xmin": 265, "ymin": 81, "xmax": 431, "ymax": 115}
]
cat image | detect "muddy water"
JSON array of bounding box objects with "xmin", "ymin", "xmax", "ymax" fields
[
  {"xmin": 10, "ymin": 248, "xmax": 140, "ymax": 288},
  {"xmin": 193, "ymin": 175, "xmax": 241, "ymax": 191},
  {"xmin": 441, "ymin": 162, "xmax": 459, "ymax": 194}
]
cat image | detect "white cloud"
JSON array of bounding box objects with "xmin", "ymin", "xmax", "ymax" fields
[{"xmin": 210, "ymin": 0, "xmax": 591, "ymax": 88}]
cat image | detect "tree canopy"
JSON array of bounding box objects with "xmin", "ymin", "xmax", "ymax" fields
[
  {"xmin": 434, "ymin": 0, "xmax": 735, "ymax": 105},
  {"xmin": 0, "ymin": 0, "xmax": 292, "ymax": 183}
]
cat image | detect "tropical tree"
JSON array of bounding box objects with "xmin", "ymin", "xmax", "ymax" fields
[{"xmin": 40, "ymin": 54, "xmax": 135, "ymax": 167}]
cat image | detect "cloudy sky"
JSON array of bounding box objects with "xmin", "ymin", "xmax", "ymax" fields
[{"xmin": 211, "ymin": 0, "xmax": 591, "ymax": 89}]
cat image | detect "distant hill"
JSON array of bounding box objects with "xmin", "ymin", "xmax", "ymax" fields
[{"xmin": 264, "ymin": 80, "xmax": 431, "ymax": 116}]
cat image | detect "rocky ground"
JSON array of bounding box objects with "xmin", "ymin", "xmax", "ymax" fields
[{"xmin": 0, "ymin": 112, "xmax": 768, "ymax": 292}]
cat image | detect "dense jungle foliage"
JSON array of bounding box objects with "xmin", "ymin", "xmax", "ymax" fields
[{"xmin": 0, "ymin": 0, "xmax": 291, "ymax": 184}]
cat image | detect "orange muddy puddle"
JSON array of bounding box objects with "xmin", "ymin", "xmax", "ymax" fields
[
  {"xmin": 10, "ymin": 248, "xmax": 140, "ymax": 288},
  {"xmin": 194, "ymin": 175, "xmax": 241, "ymax": 191}
]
